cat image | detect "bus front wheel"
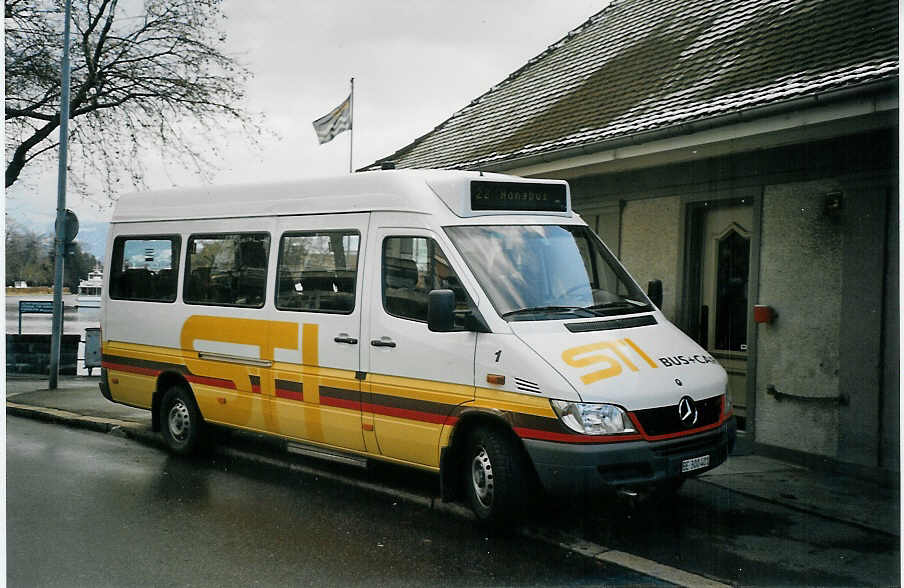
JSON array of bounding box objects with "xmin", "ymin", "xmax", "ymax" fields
[
  {"xmin": 161, "ymin": 385, "xmax": 204, "ymax": 455},
  {"xmin": 463, "ymin": 426, "xmax": 526, "ymax": 525}
]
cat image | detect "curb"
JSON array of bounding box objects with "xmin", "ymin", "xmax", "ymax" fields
[{"xmin": 7, "ymin": 402, "xmax": 159, "ymax": 445}]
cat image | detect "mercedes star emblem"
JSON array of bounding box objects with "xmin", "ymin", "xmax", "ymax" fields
[{"xmin": 677, "ymin": 396, "xmax": 699, "ymax": 428}]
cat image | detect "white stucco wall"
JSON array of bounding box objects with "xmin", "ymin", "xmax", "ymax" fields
[
  {"xmin": 755, "ymin": 180, "xmax": 843, "ymax": 457},
  {"xmin": 618, "ymin": 197, "xmax": 681, "ymax": 321}
]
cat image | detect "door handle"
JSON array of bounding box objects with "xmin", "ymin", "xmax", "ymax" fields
[
  {"xmin": 334, "ymin": 335, "xmax": 358, "ymax": 345},
  {"xmin": 370, "ymin": 339, "xmax": 396, "ymax": 348}
]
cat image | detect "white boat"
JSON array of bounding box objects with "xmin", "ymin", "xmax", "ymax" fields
[{"xmin": 77, "ymin": 268, "xmax": 103, "ymax": 308}]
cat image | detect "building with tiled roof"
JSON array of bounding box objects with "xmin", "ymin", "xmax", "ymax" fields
[
  {"xmin": 368, "ymin": 0, "xmax": 898, "ymax": 478},
  {"xmin": 367, "ymin": 0, "xmax": 896, "ymax": 173}
]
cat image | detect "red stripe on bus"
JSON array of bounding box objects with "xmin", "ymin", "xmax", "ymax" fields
[
  {"xmin": 185, "ymin": 374, "xmax": 237, "ymax": 390},
  {"xmin": 319, "ymin": 398, "xmax": 460, "ymax": 428},
  {"xmin": 103, "ymin": 360, "xmax": 237, "ymax": 391},
  {"xmin": 634, "ymin": 415, "xmax": 727, "ymax": 441},
  {"xmin": 275, "ymin": 388, "xmax": 302, "ymax": 401},
  {"xmin": 320, "ymin": 396, "xmax": 361, "ymax": 411},
  {"xmin": 101, "ymin": 361, "xmax": 161, "ymax": 377},
  {"xmin": 363, "ymin": 402, "xmax": 448, "ymax": 425},
  {"xmin": 514, "ymin": 427, "xmax": 643, "ymax": 444}
]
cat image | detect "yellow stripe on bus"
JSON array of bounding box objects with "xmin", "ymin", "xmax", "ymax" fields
[{"xmin": 474, "ymin": 387, "xmax": 557, "ymax": 418}]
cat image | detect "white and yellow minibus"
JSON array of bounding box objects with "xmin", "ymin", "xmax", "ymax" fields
[{"xmin": 100, "ymin": 169, "xmax": 735, "ymax": 523}]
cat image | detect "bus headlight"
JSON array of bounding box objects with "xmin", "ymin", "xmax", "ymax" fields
[{"xmin": 550, "ymin": 400, "xmax": 636, "ymax": 435}]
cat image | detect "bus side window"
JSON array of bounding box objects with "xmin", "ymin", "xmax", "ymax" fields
[
  {"xmin": 275, "ymin": 231, "xmax": 360, "ymax": 314},
  {"xmin": 184, "ymin": 233, "xmax": 270, "ymax": 308},
  {"xmin": 109, "ymin": 236, "xmax": 180, "ymax": 302}
]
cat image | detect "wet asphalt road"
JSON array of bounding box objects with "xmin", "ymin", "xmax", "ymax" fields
[
  {"xmin": 8, "ymin": 416, "xmax": 898, "ymax": 586},
  {"xmin": 543, "ymin": 481, "xmax": 899, "ymax": 587},
  {"xmin": 7, "ymin": 417, "xmax": 663, "ymax": 587}
]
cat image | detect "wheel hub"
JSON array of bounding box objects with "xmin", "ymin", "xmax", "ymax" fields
[
  {"xmin": 471, "ymin": 446, "xmax": 494, "ymax": 508},
  {"xmin": 168, "ymin": 399, "xmax": 191, "ymax": 441}
]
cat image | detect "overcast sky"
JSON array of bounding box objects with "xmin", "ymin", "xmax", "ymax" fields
[{"xmin": 5, "ymin": 0, "xmax": 606, "ymax": 229}]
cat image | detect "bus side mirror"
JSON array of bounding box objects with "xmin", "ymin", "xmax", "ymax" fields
[
  {"xmin": 647, "ymin": 279, "xmax": 663, "ymax": 309},
  {"xmin": 428, "ymin": 289, "xmax": 456, "ymax": 332}
]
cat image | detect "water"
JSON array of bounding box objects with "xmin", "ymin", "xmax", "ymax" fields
[{"xmin": 6, "ymin": 293, "xmax": 100, "ymax": 375}]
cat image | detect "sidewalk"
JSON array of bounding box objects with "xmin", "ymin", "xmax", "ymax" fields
[{"xmin": 5, "ymin": 374, "xmax": 900, "ymax": 537}]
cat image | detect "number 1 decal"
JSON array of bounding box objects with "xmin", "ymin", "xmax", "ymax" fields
[{"xmin": 494, "ymin": 350, "xmax": 502, "ymax": 363}]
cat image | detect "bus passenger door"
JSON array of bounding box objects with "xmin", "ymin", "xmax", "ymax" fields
[
  {"xmin": 271, "ymin": 213, "xmax": 370, "ymax": 452},
  {"xmin": 362, "ymin": 228, "xmax": 477, "ymax": 467}
]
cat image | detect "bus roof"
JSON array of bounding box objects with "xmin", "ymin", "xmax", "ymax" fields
[{"xmin": 110, "ymin": 169, "xmax": 571, "ymax": 223}]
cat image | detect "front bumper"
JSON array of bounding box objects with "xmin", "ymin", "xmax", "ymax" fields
[{"xmin": 523, "ymin": 417, "xmax": 736, "ymax": 495}]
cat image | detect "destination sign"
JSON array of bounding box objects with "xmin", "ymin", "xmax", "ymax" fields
[
  {"xmin": 470, "ymin": 180, "xmax": 567, "ymax": 212},
  {"xmin": 19, "ymin": 300, "xmax": 55, "ymax": 314}
]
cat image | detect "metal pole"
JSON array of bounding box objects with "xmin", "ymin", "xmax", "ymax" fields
[
  {"xmin": 49, "ymin": 0, "xmax": 73, "ymax": 389},
  {"xmin": 349, "ymin": 77, "xmax": 354, "ymax": 174}
]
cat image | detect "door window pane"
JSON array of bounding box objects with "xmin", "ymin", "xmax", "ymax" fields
[
  {"xmin": 382, "ymin": 236, "xmax": 469, "ymax": 325},
  {"xmin": 714, "ymin": 230, "xmax": 749, "ymax": 351},
  {"xmin": 276, "ymin": 231, "xmax": 359, "ymax": 313},
  {"xmin": 109, "ymin": 236, "xmax": 180, "ymax": 302},
  {"xmin": 184, "ymin": 233, "xmax": 270, "ymax": 307}
]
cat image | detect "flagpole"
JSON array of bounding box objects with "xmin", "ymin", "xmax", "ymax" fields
[{"xmin": 348, "ymin": 77, "xmax": 354, "ymax": 173}]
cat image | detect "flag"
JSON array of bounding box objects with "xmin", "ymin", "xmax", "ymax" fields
[{"xmin": 312, "ymin": 95, "xmax": 352, "ymax": 144}]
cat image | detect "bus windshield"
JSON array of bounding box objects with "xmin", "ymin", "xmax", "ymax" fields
[{"xmin": 445, "ymin": 224, "xmax": 651, "ymax": 321}]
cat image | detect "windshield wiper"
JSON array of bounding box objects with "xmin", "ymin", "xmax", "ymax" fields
[
  {"xmin": 584, "ymin": 299, "xmax": 653, "ymax": 315},
  {"xmin": 502, "ymin": 306, "xmax": 596, "ymax": 319}
]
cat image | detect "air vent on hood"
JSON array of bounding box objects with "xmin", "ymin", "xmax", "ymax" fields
[
  {"xmin": 514, "ymin": 377, "xmax": 541, "ymax": 394},
  {"xmin": 565, "ymin": 315, "xmax": 657, "ymax": 333}
]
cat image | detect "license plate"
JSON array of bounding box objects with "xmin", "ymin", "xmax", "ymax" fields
[{"xmin": 681, "ymin": 455, "xmax": 710, "ymax": 473}]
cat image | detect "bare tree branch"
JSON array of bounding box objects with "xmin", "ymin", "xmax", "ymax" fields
[
  {"xmin": 5, "ymin": 0, "xmax": 261, "ymax": 194},
  {"xmin": 23, "ymin": 139, "xmax": 60, "ymax": 164}
]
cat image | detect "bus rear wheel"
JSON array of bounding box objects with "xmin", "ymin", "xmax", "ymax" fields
[{"xmin": 161, "ymin": 385, "xmax": 203, "ymax": 455}]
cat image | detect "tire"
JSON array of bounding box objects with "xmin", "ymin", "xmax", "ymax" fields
[
  {"xmin": 160, "ymin": 385, "xmax": 204, "ymax": 455},
  {"xmin": 463, "ymin": 426, "xmax": 527, "ymax": 524}
]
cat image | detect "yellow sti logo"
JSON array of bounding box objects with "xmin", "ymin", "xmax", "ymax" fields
[
  {"xmin": 178, "ymin": 315, "xmax": 320, "ymax": 429},
  {"xmin": 180, "ymin": 315, "xmax": 301, "ymax": 361},
  {"xmin": 561, "ymin": 338, "xmax": 658, "ymax": 385}
]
